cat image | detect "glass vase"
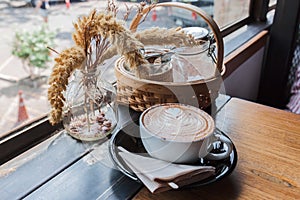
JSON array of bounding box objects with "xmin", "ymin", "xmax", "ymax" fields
[{"xmin": 63, "ymin": 69, "xmax": 118, "ymax": 141}]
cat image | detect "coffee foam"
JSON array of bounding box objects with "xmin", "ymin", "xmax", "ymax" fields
[{"xmin": 142, "ymin": 104, "xmax": 215, "ymax": 142}]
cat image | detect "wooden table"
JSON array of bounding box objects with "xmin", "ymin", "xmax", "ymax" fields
[
  {"xmin": 134, "ymin": 98, "xmax": 300, "ymax": 200},
  {"xmin": 1, "ymin": 97, "xmax": 300, "ymax": 199}
]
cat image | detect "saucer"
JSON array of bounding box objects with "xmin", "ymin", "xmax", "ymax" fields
[{"xmin": 108, "ymin": 121, "xmax": 238, "ymax": 187}]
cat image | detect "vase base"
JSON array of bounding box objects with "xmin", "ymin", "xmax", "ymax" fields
[{"xmin": 66, "ymin": 125, "xmax": 116, "ymax": 142}]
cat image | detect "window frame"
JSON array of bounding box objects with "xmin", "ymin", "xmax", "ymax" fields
[
  {"xmin": 0, "ymin": 0, "xmax": 277, "ymax": 164},
  {"xmin": 258, "ymin": 0, "xmax": 300, "ymax": 108}
]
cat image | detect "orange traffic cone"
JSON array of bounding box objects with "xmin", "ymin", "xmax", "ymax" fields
[
  {"xmin": 65, "ymin": 0, "xmax": 71, "ymax": 9},
  {"xmin": 152, "ymin": 9, "xmax": 157, "ymax": 21},
  {"xmin": 192, "ymin": 12, "xmax": 197, "ymax": 20},
  {"xmin": 17, "ymin": 90, "xmax": 29, "ymax": 124}
]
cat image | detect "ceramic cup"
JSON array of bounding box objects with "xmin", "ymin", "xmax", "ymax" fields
[{"xmin": 139, "ymin": 103, "xmax": 233, "ymax": 163}]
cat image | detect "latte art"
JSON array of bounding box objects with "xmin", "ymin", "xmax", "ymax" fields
[{"xmin": 142, "ymin": 104, "xmax": 214, "ymax": 142}]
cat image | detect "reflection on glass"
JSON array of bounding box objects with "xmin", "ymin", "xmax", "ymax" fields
[
  {"xmin": 132, "ymin": 0, "xmax": 251, "ymax": 29},
  {"xmin": 214, "ymin": 0, "xmax": 251, "ymax": 28},
  {"xmin": 269, "ymin": 0, "xmax": 277, "ymax": 6},
  {"xmin": 0, "ymin": 0, "xmax": 255, "ymax": 136}
]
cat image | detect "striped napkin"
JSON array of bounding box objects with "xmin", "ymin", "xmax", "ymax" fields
[{"xmin": 118, "ymin": 147, "xmax": 215, "ymax": 194}]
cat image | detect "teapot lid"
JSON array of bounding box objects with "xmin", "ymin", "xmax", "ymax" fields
[{"xmin": 182, "ymin": 27, "xmax": 209, "ymax": 40}]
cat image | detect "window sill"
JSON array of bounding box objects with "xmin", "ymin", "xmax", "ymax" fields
[{"xmin": 222, "ymin": 10, "xmax": 274, "ymax": 78}]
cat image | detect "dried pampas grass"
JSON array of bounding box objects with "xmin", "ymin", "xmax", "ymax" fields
[
  {"xmin": 133, "ymin": 27, "xmax": 198, "ymax": 47},
  {"xmin": 99, "ymin": 27, "xmax": 199, "ymax": 66}
]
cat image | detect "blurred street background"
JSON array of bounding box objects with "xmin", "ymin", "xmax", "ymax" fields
[
  {"xmin": 0, "ymin": 0, "xmax": 115, "ymax": 135},
  {"xmin": 0, "ymin": 0, "xmax": 177, "ymax": 135}
]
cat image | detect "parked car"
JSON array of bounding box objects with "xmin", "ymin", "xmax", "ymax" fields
[{"xmin": 169, "ymin": 0, "xmax": 214, "ymax": 27}]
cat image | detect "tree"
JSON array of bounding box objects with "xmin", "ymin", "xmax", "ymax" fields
[{"xmin": 12, "ymin": 25, "xmax": 56, "ymax": 80}]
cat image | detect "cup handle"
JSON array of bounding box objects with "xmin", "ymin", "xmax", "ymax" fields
[{"xmin": 204, "ymin": 134, "xmax": 233, "ymax": 160}]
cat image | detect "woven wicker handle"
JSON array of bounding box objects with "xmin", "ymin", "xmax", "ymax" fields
[{"xmin": 130, "ymin": 2, "xmax": 224, "ymax": 74}]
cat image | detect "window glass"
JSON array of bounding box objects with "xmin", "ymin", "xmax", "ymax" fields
[
  {"xmin": 0, "ymin": 1, "xmax": 92, "ymax": 137},
  {"xmin": 213, "ymin": 0, "xmax": 251, "ymax": 28},
  {"xmin": 126, "ymin": 0, "xmax": 251, "ymax": 29},
  {"xmin": 150, "ymin": 0, "xmax": 251, "ymax": 29},
  {"xmin": 0, "ymin": 0, "xmax": 260, "ymax": 137},
  {"xmin": 269, "ymin": 0, "xmax": 277, "ymax": 6}
]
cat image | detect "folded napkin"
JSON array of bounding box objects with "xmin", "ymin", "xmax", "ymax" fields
[{"xmin": 118, "ymin": 147, "xmax": 215, "ymax": 194}]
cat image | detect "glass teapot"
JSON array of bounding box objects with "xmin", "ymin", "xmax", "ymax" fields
[
  {"xmin": 171, "ymin": 27, "xmax": 218, "ymax": 83},
  {"xmin": 138, "ymin": 27, "xmax": 218, "ymax": 83}
]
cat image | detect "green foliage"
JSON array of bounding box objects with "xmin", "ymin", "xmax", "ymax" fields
[{"xmin": 12, "ymin": 25, "xmax": 56, "ymax": 69}]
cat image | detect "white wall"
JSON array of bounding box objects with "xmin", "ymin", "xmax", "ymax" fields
[{"xmin": 224, "ymin": 47, "xmax": 265, "ymax": 101}]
